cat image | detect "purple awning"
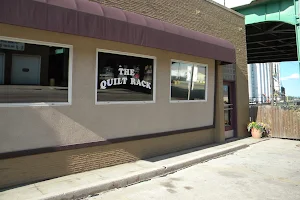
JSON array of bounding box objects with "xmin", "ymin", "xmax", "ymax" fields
[{"xmin": 0, "ymin": 0, "xmax": 236, "ymax": 63}]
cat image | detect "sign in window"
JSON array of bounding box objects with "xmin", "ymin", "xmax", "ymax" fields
[{"xmin": 97, "ymin": 51, "xmax": 154, "ymax": 102}]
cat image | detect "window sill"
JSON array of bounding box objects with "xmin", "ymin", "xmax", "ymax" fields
[
  {"xmin": 95, "ymin": 101, "xmax": 155, "ymax": 105},
  {"xmin": 0, "ymin": 102, "xmax": 71, "ymax": 107},
  {"xmin": 170, "ymin": 100, "xmax": 207, "ymax": 103}
]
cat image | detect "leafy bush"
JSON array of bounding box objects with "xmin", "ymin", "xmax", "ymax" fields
[{"xmin": 247, "ymin": 122, "xmax": 271, "ymax": 137}]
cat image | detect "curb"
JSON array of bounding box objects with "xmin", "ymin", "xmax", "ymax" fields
[
  {"xmin": 37, "ymin": 167, "xmax": 166, "ymax": 200},
  {"xmin": 162, "ymin": 144, "xmax": 249, "ymax": 174},
  {"xmin": 35, "ymin": 143, "xmax": 249, "ymax": 200}
]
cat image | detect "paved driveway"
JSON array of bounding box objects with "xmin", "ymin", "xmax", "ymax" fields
[{"xmin": 87, "ymin": 139, "xmax": 300, "ymax": 200}]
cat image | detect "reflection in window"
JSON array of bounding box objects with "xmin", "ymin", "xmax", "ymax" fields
[
  {"xmin": 97, "ymin": 52, "xmax": 154, "ymax": 102},
  {"xmin": 171, "ymin": 61, "xmax": 206, "ymax": 101},
  {"xmin": 223, "ymin": 85, "xmax": 230, "ymax": 104},
  {"xmin": 225, "ymin": 110, "xmax": 231, "ymax": 126},
  {"xmin": 0, "ymin": 39, "xmax": 70, "ymax": 103}
]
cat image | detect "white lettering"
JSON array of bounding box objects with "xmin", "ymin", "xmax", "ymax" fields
[
  {"xmin": 117, "ymin": 78, "xmax": 122, "ymax": 85},
  {"xmin": 107, "ymin": 79, "xmax": 113, "ymax": 86},
  {"xmin": 130, "ymin": 78, "xmax": 136, "ymax": 85},
  {"xmin": 100, "ymin": 80, "xmax": 107, "ymax": 89},
  {"xmin": 118, "ymin": 68, "xmax": 124, "ymax": 75},
  {"xmin": 122, "ymin": 77, "xmax": 127, "ymax": 84},
  {"xmin": 146, "ymin": 82, "xmax": 151, "ymax": 89},
  {"xmin": 101, "ymin": 77, "xmax": 129, "ymax": 89},
  {"xmin": 129, "ymin": 69, "xmax": 135, "ymax": 76},
  {"xmin": 141, "ymin": 80, "xmax": 146, "ymax": 87},
  {"xmin": 124, "ymin": 69, "xmax": 130, "ymax": 75},
  {"xmin": 113, "ymin": 78, "xmax": 118, "ymax": 85},
  {"xmin": 129, "ymin": 78, "xmax": 151, "ymax": 89},
  {"xmin": 136, "ymin": 79, "xmax": 142, "ymax": 86}
]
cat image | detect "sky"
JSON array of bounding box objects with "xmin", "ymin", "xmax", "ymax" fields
[
  {"xmin": 212, "ymin": 0, "xmax": 252, "ymax": 8},
  {"xmin": 280, "ymin": 62, "xmax": 300, "ymax": 97}
]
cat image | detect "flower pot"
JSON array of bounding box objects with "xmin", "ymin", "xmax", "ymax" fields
[{"xmin": 251, "ymin": 128, "xmax": 262, "ymax": 139}]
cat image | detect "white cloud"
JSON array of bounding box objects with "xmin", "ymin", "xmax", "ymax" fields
[
  {"xmin": 281, "ymin": 73, "xmax": 300, "ymax": 81},
  {"xmin": 212, "ymin": 0, "xmax": 252, "ymax": 8}
]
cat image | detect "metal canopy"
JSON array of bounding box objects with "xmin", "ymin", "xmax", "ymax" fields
[
  {"xmin": 235, "ymin": 0, "xmax": 299, "ymax": 64},
  {"xmin": 246, "ymin": 21, "xmax": 297, "ymax": 63}
]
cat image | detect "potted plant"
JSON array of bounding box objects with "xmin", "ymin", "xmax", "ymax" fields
[{"xmin": 247, "ymin": 122, "xmax": 270, "ymax": 139}]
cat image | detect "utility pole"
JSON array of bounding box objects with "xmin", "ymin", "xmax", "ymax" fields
[
  {"xmin": 270, "ymin": 63, "xmax": 274, "ymax": 106},
  {"xmin": 224, "ymin": 0, "xmax": 226, "ymax": 6}
]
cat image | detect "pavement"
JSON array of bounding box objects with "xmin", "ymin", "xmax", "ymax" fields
[
  {"xmin": 84, "ymin": 138, "xmax": 300, "ymax": 200},
  {"xmin": 0, "ymin": 137, "xmax": 270, "ymax": 200}
]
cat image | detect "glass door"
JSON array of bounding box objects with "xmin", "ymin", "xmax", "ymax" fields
[{"xmin": 223, "ymin": 82, "xmax": 235, "ymax": 138}]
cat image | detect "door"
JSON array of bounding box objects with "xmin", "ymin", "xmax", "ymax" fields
[
  {"xmin": 11, "ymin": 55, "xmax": 41, "ymax": 85},
  {"xmin": 224, "ymin": 82, "xmax": 236, "ymax": 139},
  {"xmin": 0, "ymin": 53, "xmax": 4, "ymax": 84}
]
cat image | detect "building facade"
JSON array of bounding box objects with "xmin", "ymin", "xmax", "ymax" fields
[
  {"xmin": 248, "ymin": 62, "xmax": 281, "ymax": 103},
  {"xmin": 0, "ymin": 0, "xmax": 249, "ymax": 189}
]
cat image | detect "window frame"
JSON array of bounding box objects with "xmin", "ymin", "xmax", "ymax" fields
[
  {"xmin": 0, "ymin": 52, "xmax": 5, "ymax": 84},
  {"xmin": 0, "ymin": 36, "xmax": 73, "ymax": 107},
  {"xmin": 95, "ymin": 48, "xmax": 156, "ymax": 105},
  {"xmin": 169, "ymin": 59, "xmax": 208, "ymax": 103}
]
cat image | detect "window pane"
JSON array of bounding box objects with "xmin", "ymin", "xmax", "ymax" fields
[
  {"xmin": 171, "ymin": 62, "xmax": 191, "ymax": 100},
  {"xmin": 223, "ymin": 85, "xmax": 230, "ymax": 104},
  {"xmin": 97, "ymin": 52, "xmax": 154, "ymax": 102},
  {"xmin": 189, "ymin": 65, "xmax": 206, "ymax": 100},
  {"xmin": 224, "ymin": 110, "xmax": 231, "ymax": 126},
  {"xmin": 0, "ymin": 40, "xmax": 69, "ymax": 103}
]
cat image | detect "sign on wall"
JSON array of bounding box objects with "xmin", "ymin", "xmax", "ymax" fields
[{"xmin": 0, "ymin": 40, "xmax": 25, "ymax": 51}]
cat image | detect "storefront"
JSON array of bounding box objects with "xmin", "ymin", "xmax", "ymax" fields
[
  {"xmin": 0, "ymin": 0, "xmax": 249, "ymax": 188},
  {"xmin": 223, "ymin": 64, "xmax": 237, "ymax": 139}
]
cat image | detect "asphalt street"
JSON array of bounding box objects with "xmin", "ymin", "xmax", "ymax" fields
[{"xmin": 84, "ymin": 139, "xmax": 300, "ymax": 200}]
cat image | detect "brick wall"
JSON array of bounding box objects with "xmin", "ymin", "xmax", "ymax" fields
[
  {"xmin": 91, "ymin": 0, "xmax": 249, "ymax": 138},
  {"xmin": 0, "ymin": 129, "xmax": 214, "ymax": 188},
  {"xmin": 92, "ymin": 0, "xmax": 247, "ymax": 67}
]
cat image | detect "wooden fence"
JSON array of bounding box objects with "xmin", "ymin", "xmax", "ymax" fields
[{"xmin": 249, "ymin": 105, "xmax": 300, "ymax": 139}]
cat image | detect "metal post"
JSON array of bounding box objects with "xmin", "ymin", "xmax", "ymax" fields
[
  {"xmin": 270, "ymin": 63, "xmax": 274, "ymax": 106},
  {"xmin": 299, "ymin": 0, "xmax": 300, "ymax": 77}
]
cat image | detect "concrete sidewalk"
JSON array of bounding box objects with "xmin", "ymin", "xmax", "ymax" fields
[{"xmin": 0, "ymin": 138, "xmax": 267, "ymax": 200}]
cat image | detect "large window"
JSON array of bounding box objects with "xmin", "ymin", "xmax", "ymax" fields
[
  {"xmin": 0, "ymin": 38, "xmax": 71, "ymax": 105},
  {"xmin": 96, "ymin": 50, "xmax": 155, "ymax": 103},
  {"xmin": 171, "ymin": 60, "xmax": 207, "ymax": 101}
]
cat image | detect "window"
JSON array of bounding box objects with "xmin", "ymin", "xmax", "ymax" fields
[
  {"xmin": 0, "ymin": 38, "xmax": 72, "ymax": 105},
  {"xmin": 170, "ymin": 60, "xmax": 207, "ymax": 101},
  {"xmin": 96, "ymin": 50, "xmax": 155, "ymax": 103}
]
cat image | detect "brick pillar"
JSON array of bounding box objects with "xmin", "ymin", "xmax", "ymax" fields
[{"xmin": 235, "ymin": 63, "xmax": 250, "ymax": 138}]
